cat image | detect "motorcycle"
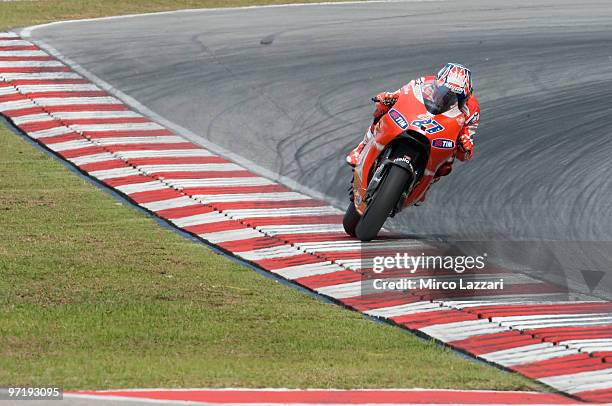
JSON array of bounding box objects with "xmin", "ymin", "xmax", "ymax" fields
[{"xmin": 343, "ymin": 81, "xmax": 466, "ymax": 241}]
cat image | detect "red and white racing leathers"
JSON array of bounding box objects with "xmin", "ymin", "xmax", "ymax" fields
[{"xmin": 346, "ymin": 76, "xmax": 480, "ymax": 168}]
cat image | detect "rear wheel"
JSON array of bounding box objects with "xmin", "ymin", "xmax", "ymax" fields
[
  {"xmin": 343, "ymin": 202, "xmax": 361, "ymax": 237},
  {"xmin": 355, "ymin": 165, "xmax": 412, "ymax": 241}
]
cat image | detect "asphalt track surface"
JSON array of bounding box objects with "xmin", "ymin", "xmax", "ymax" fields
[{"xmin": 24, "ymin": 0, "xmax": 612, "ymax": 295}]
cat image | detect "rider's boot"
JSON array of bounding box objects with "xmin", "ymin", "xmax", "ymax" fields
[
  {"xmin": 414, "ymin": 161, "xmax": 453, "ymax": 206},
  {"xmin": 414, "ymin": 181, "xmax": 436, "ymax": 206},
  {"xmin": 414, "ymin": 190, "xmax": 430, "ymax": 206},
  {"xmin": 346, "ymin": 127, "xmax": 374, "ymax": 167}
]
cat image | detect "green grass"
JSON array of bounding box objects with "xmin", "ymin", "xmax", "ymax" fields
[
  {"xmin": 0, "ymin": 1, "xmax": 542, "ymax": 391},
  {"xmin": 0, "ymin": 0, "xmax": 355, "ymax": 31}
]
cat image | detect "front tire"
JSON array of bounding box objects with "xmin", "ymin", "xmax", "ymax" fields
[
  {"xmin": 355, "ymin": 165, "xmax": 412, "ymax": 241},
  {"xmin": 343, "ymin": 201, "xmax": 361, "ymax": 237}
]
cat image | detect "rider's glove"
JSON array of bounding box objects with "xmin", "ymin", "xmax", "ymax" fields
[
  {"xmin": 372, "ymin": 91, "xmax": 399, "ymax": 107},
  {"xmin": 458, "ymin": 132, "xmax": 473, "ymax": 158},
  {"xmin": 371, "ymin": 91, "xmax": 399, "ymax": 123}
]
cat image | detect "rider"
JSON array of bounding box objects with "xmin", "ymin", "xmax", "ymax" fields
[{"xmin": 346, "ymin": 63, "xmax": 480, "ymax": 203}]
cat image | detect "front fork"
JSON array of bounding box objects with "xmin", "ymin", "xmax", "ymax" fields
[{"xmin": 364, "ymin": 149, "xmax": 417, "ymax": 217}]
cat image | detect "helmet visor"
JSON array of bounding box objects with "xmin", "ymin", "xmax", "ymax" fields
[{"xmin": 424, "ymin": 84, "xmax": 459, "ymax": 115}]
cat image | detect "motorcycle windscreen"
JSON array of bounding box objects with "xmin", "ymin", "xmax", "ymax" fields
[{"xmin": 423, "ymin": 84, "xmax": 460, "ymax": 115}]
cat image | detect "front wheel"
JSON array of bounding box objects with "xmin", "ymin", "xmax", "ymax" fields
[
  {"xmin": 343, "ymin": 201, "xmax": 361, "ymax": 237},
  {"xmin": 355, "ymin": 165, "xmax": 412, "ymax": 241}
]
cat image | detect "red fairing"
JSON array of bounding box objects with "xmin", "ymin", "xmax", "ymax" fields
[
  {"xmin": 367, "ymin": 79, "xmax": 480, "ymax": 164},
  {"xmin": 352, "ymin": 81, "xmax": 456, "ymax": 212}
]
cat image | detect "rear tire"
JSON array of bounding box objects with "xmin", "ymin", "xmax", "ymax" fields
[
  {"xmin": 355, "ymin": 165, "xmax": 412, "ymax": 241},
  {"xmin": 343, "ymin": 202, "xmax": 361, "ymax": 237}
]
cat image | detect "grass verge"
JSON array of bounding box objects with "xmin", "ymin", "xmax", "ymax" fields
[
  {"xmin": 3, "ymin": 0, "xmax": 353, "ymax": 31},
  {"xmin": 0, "ymin": 1, "xmax": 542, "ymax": 391}
]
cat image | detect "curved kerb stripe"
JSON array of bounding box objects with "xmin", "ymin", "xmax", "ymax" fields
[{"xmin": 66, "ymin": 388, "xmax": 584, "ymax": 405}]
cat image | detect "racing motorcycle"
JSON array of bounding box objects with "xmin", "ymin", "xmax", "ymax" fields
[{"xmin": 343, "ymin": 82, "xmax": 466, "ymax": 241}]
